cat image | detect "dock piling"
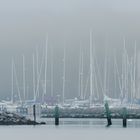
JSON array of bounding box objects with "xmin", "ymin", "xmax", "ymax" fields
[
  {"xmin": 55, "ymin": 105, "xmax": 59, "ymax": 125},
  {"xmin": 104, "ymin": 101, "xmax": 112, "ymax": 126},
  {"xmin": 122, "ymin": 107, "xmax": 127, "ymax": 127},
  {"xmin": 33, "ymin": 104, "xmax": 36, "ymax": 124}
]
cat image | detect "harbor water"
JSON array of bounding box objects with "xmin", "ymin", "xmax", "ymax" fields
[{"xmin": 1, "ymin": 118, "xmax": 140, "ymax": 140}]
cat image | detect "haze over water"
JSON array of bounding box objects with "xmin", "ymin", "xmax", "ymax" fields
[
  {"xmin": 0, "ymin": 1, "xmax": 140, "ymax": 140},
  {"xmin": 0, "ymin": 0, "xmax": 140, "ymax": 100}
]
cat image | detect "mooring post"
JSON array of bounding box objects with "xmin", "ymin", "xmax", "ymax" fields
[
  {"xmin": 122, "ymin": 107, "xmax": 127, "ymax": 127},
  {"xmin": 104, "ymin": 101, "xmax": 112, "ymax": 126},
  {"xmin": 55, "ymin": 105, "xmax": 59, "ymax": 125},
  {"xmin": 33, "ymin": 104, "xmax": 36, "ymax": 124}
]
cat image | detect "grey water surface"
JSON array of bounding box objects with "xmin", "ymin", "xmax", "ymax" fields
[{"xmin": 0, "ymin": 118, "xmax": 140, "ymax": 140}]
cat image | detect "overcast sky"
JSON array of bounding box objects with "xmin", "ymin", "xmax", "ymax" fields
[{"xmin": 0, "ymin": 0, "xmax": 140, "ymax": 100}]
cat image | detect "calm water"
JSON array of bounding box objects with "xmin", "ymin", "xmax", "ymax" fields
[{"xmin": 1, "ymin": 118, "xmax": 140, "ymax": 140}]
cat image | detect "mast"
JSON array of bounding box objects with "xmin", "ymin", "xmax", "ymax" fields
[
  {"xmin": 122, "ymin": 37, "xmax": 129, "ymax": 103},
  {"xmin": 94, "ymin": 47, "xmax": 104, "ymax": 102},
  {"xmin": 92, "ymin": 39, "xmax": 99, "ymax": 101},
  {"xmin": 84, "ymin": 73, "xmax": 89, "ymax": 100},
  {"xmin": 133, "ymin": 41, "xmax": 137, "ymax": 100},
  {"xmin": 94, "ymin": 62, "xmax": 99, "ymax": 101},
  {"xmin": 89, "ymin": 29, "xmax": 93, "ymax": 106},
  {"xmin": 130, "ymin": 57, "xmax": 133, "ymax": 105},
  {"xmin": 121, "ymin": 38, "xmax": 125, "ymax": 103},
  {"xmin": 11, "ymin": 58, "xmax": 14, "ymax": 104},
  {"xmin": 22, "ymin": 55, "xmax": 26, "ymax": 101},
  {"xmin": 79, "ymin": 44, "xmax": 84, "ymax": 100},
  {"xmin": 35, "ymin": 49, "xmax": 45, "ymax": 101},
  {"xmin": 62, "ymin": 45, "xmax": 66, "ymax": 105},
  {"xmin": 78, "ymin": 47, "xmax": 81, "ymax": 99},
  {"xmin": 81, "ymin": 46, "xmax": 84, "ymax": 100},
  {"xmin": 104, "ymin": 43, "xmax": 107, "ymax": 98},
  {"xmin": 123, "ymin": 38, "xmax": 127, "ymax": 102},
  {"xmin": 13, "ymin": 61, "xmax": 22, "ymax": 103},
  {"xmin": 36, "ymin": 47, "xmax": 39, "ymax": 98},
  {"xmin": 43, "ymin": 36, "xmax": 48, "ymax": 102},
  {"xmin": 51, "ymin": 46, "xmax": 53, "ymax": 97},
  {"xmin": 114, "ymin": 51, "xmax": 122, "ymax": 100},
  {"xmin": 114, "ymin": 52, "xmax": 117, "ymax": 98},
  {"xmin": 32, "ymin": 53, "xmax": 36, "ymax": 101}
]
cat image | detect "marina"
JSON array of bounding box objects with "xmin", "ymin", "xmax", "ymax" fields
[
  {"xmin": 1, "ymin": 31, "xmax": 139, "ymax": 113},
  {"xmin": 0, "ymin": 32, "xmax": 140, "ymax": 125},
  {"xmin": 0, "ymin": 0, "xmax": 140, "ymax": 139}
]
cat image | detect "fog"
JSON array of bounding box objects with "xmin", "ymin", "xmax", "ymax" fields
[{"xmin": 0, "ymin": 0, "xmax": 140, "ymax": 101}]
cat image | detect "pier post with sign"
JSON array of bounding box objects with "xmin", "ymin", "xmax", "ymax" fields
[{"xmin": 33, "ymin": 104, "xmax": 36, "ymax": 124}]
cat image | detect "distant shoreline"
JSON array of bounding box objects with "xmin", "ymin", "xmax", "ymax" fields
[
  {"xmin": 41, "ymin": 107, "xmax": 140, "ymax": 119},
  {"xmin": 0, "ymin": 112, "xmax": 46, "ymax": 125}
]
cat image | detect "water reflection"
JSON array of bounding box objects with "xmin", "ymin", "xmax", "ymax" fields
[
  {"xmin": 40, "ymin": 118, "xmax": 140, "ymax": 128},
  {"xmin": 0, "ymin": 118, "xmax": 140, "ymax": 140}
]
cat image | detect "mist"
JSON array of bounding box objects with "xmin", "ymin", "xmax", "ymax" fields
[{"xmin": 0, "ymin": 0, "xmax": 140, "ymax": 101}]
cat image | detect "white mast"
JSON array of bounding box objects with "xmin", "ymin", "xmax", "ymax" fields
[
  {"xmin": 123, "ymin": 38, "xmax": 127, "ymax": 102},
  {"xmin": 89, "ymin": 29, "xmax": 93, "ymax": 106},
  {"xmin": 94, "ymin": 48, "xmax": 104, "ymax": 102},
  {"xmin": 114, "ymin": 52, "xmax": 122, "ymax": 100},
  {"xmin": 51, "ymin": 46, "xmax": 53, "ymax": 97},
  {"xmin": 84, "ymin": 73, "xmax": 89, "ymax": 100},
  {"xmin": 79, "ymin": 45, "xmax": 84, "ymax": 100},
  {"xmin": 104, "ymin": 45, "xmax": 107, "ymax": 98},
  {"xmin": 92, "ymin": 40, "xmax": 99, "ymax": 101},
  {"xmin": 43, "ymin": 36, "xmax": 48, "ymax": 102},
  {"xmin": 114, "ymin": 52, "xmax": 117, "ymax": 98},
  {"xmin": 11, "ymin": 58, "xmax": 14, "ymax": 104},
  {"xmin": 81, "ymin": 47, "xmax": 84, "ymax": 100},
  {"xmin": 13, "ymin": 61, "xmax": 22, "ymax": 103},
  {"xmin": 121, "ymin": 38, "xmax": 125, "ymax": 103},
  {"xmin": 36, "ymin": 47, "xmax": 39, "ymax": 98},
  {"xmin": 122, "ymin": 37, "xmax": 129, "ymax": 103},
  {"xmin": 22, "ymin": 55, "xmax": 26, "ymax": 101},
  {"xmin": 32, "ymin": 53, "xmax": 36, "ymax": 101},
  {"xmin": 35, "ymin": 50, "xmax": 45, "ymax": 100},
  {"xmin": 133, "ymin": 41, "xmax": 137, "ymax": 100},
  {"xmin": 78, "ymin": 47, "xmax": 81, "ymax": 99},
  {"xmin": 94, "ymin": 63, "xmax": 99, "ymax": 101},
  {"xmin": 62, "ymin": 45, "xmax": 66, "ymax": 105},
  {"xmin": 130, "ymin": 57, "xmax": 133, "ymax": 104}
]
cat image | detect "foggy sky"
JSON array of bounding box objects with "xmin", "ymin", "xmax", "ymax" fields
[{"xmin": 0, "ymin": 0, "xmax": 140, "ymax": 100}]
